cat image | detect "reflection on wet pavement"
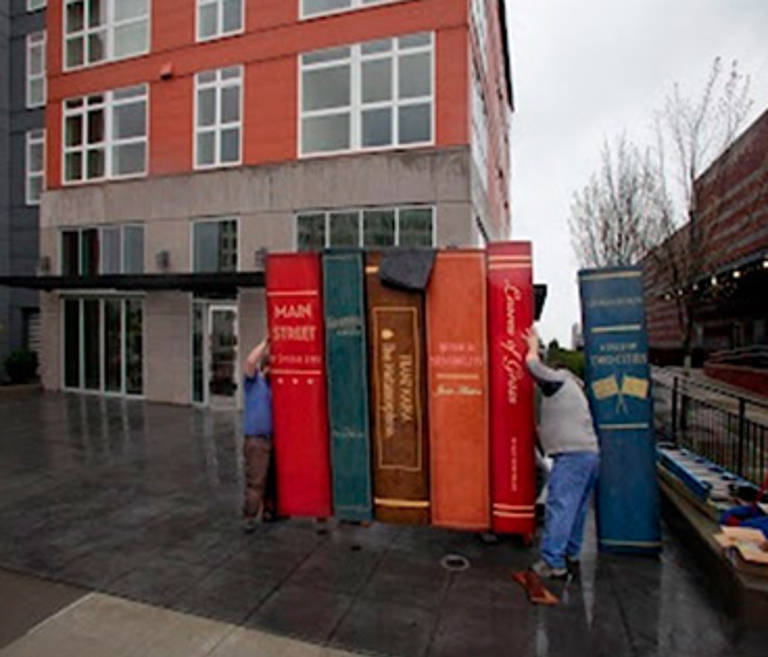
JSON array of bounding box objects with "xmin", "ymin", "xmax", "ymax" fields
[{"xmin": 0, "ymin": 392, "xmax": 765, "ymax": 656}]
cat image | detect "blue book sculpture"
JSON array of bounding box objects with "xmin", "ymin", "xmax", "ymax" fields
[
  {"xmin": 579, "ymin": 266, "xmax": 661, "ymax": 554},
  {"xmin": 323, "ymin": 251, "xmax": 374, "ymax": 522}
]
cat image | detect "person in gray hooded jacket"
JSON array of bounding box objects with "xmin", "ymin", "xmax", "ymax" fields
[{"xmin": 525, "ymin": 327, "xmax": 600, "ymax": 579}]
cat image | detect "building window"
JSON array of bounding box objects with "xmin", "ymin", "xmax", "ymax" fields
[
  {"xmin": 27, "ymin": 31, "xmax": 46, "ymax": 108},
  {"xmin": 300, "ymin": 32, "xmax": 433, "ymax": 156},
  {"xmin": 63, "ymin": 297, "xmax": 144, "ymax": 396},
  {"xmin": 192, "ymin": 219, "xmax": 238, "ymax": 272},
  {"xmin": 197, "ymin": 0, "xmax": 243, "ymax": 41},
  {"xmin": 296, "ymin": 206, "xmax": 434, "ymax": 250},
  {"xmin": 64, "ymin": 0, "xmax": 150, "ymax": 70},
  {"xmin": 26, "ymin": 130, "xmax": 45, "ymax": 205},
  {"xmin": 195, "ymin": 67, "xmax": 242, "ymax": 169},
  {"xmin": 471, "ymin": 0, "xmax": 488, "ymax": 74},
  {"xmin": 28, "ymin": 0, "xmax": 47, "ymax": 10},
  {"xmin": 301, "ymin": 0, "xmax": 400, "ymax": 19},
  {"xmin": 471, "ymin": 61, "xmax": 488, "ymax": 190},
  {"xmin": 63, "ymin": 84, "xmax": 148, "ymax": 183},
  {"xmin": 61, "ymin": 225, "xmax": 144, "ymax": 275}
]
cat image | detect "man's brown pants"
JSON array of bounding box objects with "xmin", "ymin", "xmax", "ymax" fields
[{"xmin": 243, "ymin": 435, "xmax": 276, "ymax": 518}]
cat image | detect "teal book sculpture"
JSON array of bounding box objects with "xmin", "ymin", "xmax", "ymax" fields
[{"xmin": 323, "ymin": 251, "xmax": 374, "ymax": 522}]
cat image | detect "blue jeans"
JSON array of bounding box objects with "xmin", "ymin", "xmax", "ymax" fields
[{"xmin": 541, "ymin": 451, "xmax": 600, "ymax": 569}]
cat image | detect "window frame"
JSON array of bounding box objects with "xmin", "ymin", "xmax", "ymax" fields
[
  {"xmin": 294, "ymin": 205, "xmax": 436, "ymax": 250},
  {"xmin": 470, "ymin": 58, "xmax": 489, "ymax": 191},
  {"xmin": 60, "ymin": 295, "xmax": 145, "ymax": 398},
  {"xmin": 190, "ymin": 217, "xmax": 241, "ymax": 273},
  {"xmin": 193, "ymin": 66, "xmax": 244, "ymax": 170},
  {"xmin": 27, "ymin": 0, "xmax": 47, "ymax": 10},
  {"xmin": 196, "ymin": 0, "xmax": 245, "ymax": 43},
  {"xmin": 62, "ymin": 0, "xmax": 152, "ymax": 72},
  {"xmin": 26, "ymin": 31, "xmax": 46, "ymax": 109},
  {"xmin": 299, "ymin": 0, "xmax": 403, "ymax": 21},
  {"xmin": 470, "ymin": 0, "xmax": 488, "ymax": 75},
  {"xmin": 25, "ymin": 129, "xmax": 46, "ymax": 206},
  {"xmin": 62, "ymin": 84, "xmax": 149, "ymax": 185},
  {"xmin": 298, "ymin": 32, "xmax": 435, "ymax": 158},
  {"xmin": 59, "ymin": 224, "xmax": 145, "ymax": 276}
]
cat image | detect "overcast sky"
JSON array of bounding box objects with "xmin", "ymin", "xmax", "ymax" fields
[{"xmin": 505, "ymin": 0, "xmax": 768, "ymax": 347}]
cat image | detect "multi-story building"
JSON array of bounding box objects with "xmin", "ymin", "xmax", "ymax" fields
[
  {"xmin": 0, "ymin": 0, "xmax": 47, "ymax": 380},
  {"xmin": 644, "ymin": 107, "xmax": 768, "ymax": 370},
  {"xmin": 32, "ymin": 0, "xmax": 513, "ymax": 406}
]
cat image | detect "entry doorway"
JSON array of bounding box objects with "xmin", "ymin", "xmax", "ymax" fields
[{"xmin": 193, "ymin": 300, "xmax": 239, "ymax": 408}]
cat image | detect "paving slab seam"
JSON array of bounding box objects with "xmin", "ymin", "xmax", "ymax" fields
[
  {"xmin": 421, "ymin": 570, "xmax": 456, "ymax": 657},
  {"xmin": 241, "ymin": 528, "xmax": 333, "ymax": 625},
  {"xmin": 324, "ymin": 539, "xmax": 396, "ymax": 655}
]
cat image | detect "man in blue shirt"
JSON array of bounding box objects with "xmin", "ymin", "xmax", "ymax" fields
[{"xmin": 242, "ymin": 337, "xmax": 275, "ymax": 532}]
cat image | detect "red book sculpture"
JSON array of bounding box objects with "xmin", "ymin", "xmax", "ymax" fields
[
  {"xmin": 266, "ymin": 253, "xmax": 332, "ymax": 518},
  {"xmin": 487, "ymin": 242, "xmax": 536, "ymax": 539},
  {"xmin": 427, "ymin": 250, "xmax": 490, "ymax": 530}
]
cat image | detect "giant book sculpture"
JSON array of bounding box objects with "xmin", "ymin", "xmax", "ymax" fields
[
  {"xmin": 487, "ymin": 242, "xmax": 536, "ymax": 538},
  {"xmin": 266, "ymin": 253, "xmax": 332, "ymax": 519},
  {"xmin": 365, "ymin": 252, "xmax": 430, "ymax": 524},
  {"xmin": 579, "ymin": 266, "xmax": 661, "ymax": 554},
  {"xmin": 323, "ymin": 251, "xmax": 373, "ymax": 522},
  {"xmin": 427, "ymin": 250, "xmax": 490, "ymax": 530}
]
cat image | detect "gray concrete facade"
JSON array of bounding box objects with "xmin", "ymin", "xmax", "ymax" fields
[
  {"xmin": 39, "ymin": 146, "xmax": 480, "ymax": 403},
  {"xmin": 1, "ymin": 0, "xmax": 45, "ymax": 380}
]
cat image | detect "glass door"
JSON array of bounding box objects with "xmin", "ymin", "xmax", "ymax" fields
[{"xmin": 208, "ymin": 305, "xmax": 238, "ymax": 408}]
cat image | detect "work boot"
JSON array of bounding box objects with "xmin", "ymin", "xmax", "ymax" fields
[
  {"xmin": 565, "ymin": 555, "xmax": 580, "ymax": 575},
  {"xmin": 530, "ymin": 559, "xmax": 568, "ymax": 580}
]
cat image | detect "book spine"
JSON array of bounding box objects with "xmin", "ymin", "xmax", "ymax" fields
[
  {"xmin": 267, "ymin": 253, "xmax": 332, "ymax": 519},
  {"xmin": 323, "ymin": 251, "xmax": 373, "ymax": 522},
  {"xmin": 427, "ymin": 250, "xmax": 490, "ymax": 530},
  {"xmin": 365, "ymin": 252, "xmax": 430, "ymax": 524},
  {"xmin": 579, "ymin": 266, "xmax": 661, "ymax": 554},
  {"xmin": 487, "ymin": 242, "xmax": 536, "ymax": 536}
]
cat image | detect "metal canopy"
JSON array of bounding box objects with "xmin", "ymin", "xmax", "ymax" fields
[
  {"xmin": 0, "ymin": 273, "xmax": 547, "ymax": 319},
  {"xmin": 0, "ymin": 272, "xmax": 265, "ymax": 293}
]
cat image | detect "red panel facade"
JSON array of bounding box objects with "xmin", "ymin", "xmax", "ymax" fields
[
  {"xmin": 45, "ymin": 0, "xmax": 472, "ymax": 188},
  {"xmin": 469, "ymin": 0, "xmax": 512, "ymax": 237},
  {"xmin": 427, "ymin": 250, "xmax": 490, "ymax": 530},
  {"xmin": 487, "ymin": 242, "xmax": 535, "ymax": 536},
  {"xmin": 266, "ymin": 253, "xmax": 332, "ymax": 518}
]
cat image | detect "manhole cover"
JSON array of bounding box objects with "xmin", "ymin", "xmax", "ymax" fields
[{"xmin": 440, "ymin": 554, "xmax": 470, "ymax": 572}]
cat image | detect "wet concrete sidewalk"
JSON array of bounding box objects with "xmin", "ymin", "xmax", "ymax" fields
[{"xmin": 0, "ymin": 393, "xmax": 765, "ymax": 657}]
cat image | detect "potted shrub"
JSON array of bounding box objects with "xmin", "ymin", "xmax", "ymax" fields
[{"xmin": 4, "ymin": 349, "xmax": 39, "ymax": 384}]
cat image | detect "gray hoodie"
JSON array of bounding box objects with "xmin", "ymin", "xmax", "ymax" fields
[{"xmin": 526, "ymin": 356, "xmax": 599, "ymax": 456}]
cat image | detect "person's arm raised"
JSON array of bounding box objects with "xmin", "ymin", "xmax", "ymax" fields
[
  {"xmin": 243, "ymin": 337, "xmax": 269, "ymax": 379},
  {"xmin": 524, "ymin": 327, "xmax": 567, "ymax": 397}
]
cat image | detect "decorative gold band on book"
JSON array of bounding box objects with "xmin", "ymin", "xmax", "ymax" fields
[
  {"xmin": 493, "ymin": 511, "xmax": 536, "ymax": 518},
  {"xmin": 374, "ymin": 498, "xmax": 431, "ymax": 509},
  {"xmin": 493, "ymin": 503, "xmax": 536, "ymax": 510}
]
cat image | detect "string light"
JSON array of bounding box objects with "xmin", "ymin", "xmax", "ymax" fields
[
  {"xmin": 711, "ymin": 275, "xmax": 718, "ymax": 286},
  {"xmin": 733, "ymin": 270, "xmax": 741, "ymax": 279}
]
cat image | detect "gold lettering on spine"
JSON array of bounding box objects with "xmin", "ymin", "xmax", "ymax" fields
[
  {"xmin": 496, "ymin": 274, "xmax": 527, "ymax": 495},
  {"xmin": 373, "ymin": 307, "xmax": 422, "ymax": 472},
  {"xmin": 382, "ymin": 343, "xmax": 396, "ymax": 439},
  {"xmin": 398, "ymin": 354, "xmax": 414, "ymax": 424}
]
